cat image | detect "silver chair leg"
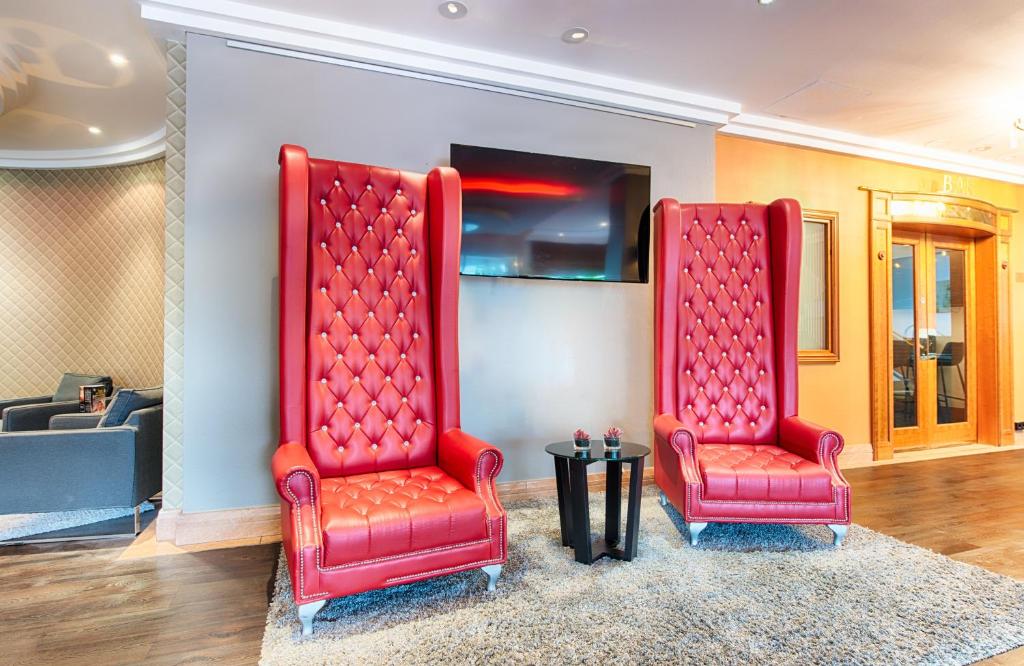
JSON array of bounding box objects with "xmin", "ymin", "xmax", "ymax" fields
[
  {"xmin": 686, "ymin": 522, "xmax": 708, "ymax": 546},
  {"xmin": 298, "ymin": 599, "xmax": 326, "ymax": 636},
  {"xmin": 133, "ymin": 505, "xmax": 142, "ymax": 535},
  {"xmin": 658, "ymin": 491, "xmax": 668, "ymax": 507},
  {"xmin": 828, "ymin": 524, "xmax": 848, "ymax": 547},
  {"xmin": 481, "ymin": 564, "xmax": 502, "ymax": 592}
]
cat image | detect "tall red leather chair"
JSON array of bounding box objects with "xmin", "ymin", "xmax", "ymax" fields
[
  {"xmin": 653, "ymin": 198, "xmax": 851, "ymax": 547},
  {"xmin": 273, "ymin": 145, "xmax": 507, "ymax": 635}
]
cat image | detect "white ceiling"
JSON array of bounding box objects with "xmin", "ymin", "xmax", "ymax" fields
[
  {"xmin": 4, "ymin": 0, "xmax": 1024, "ymax": 174},
  {"xmin": 230, "ymin": 0, "xmax": 1024, "ymax": 162},
  {"xmin": 0, "ymin": 0, "xmax": 165, "ymax": 166}
]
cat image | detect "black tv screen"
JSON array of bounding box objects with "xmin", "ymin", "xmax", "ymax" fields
[{"xmin": 451, "ymin": 144, "xmax": 650, "ymax": 283}]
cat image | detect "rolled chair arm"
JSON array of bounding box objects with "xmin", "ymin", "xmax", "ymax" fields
[
  {"xmin": 654, "ymin": 412, "xmax": 700, "ymax": 488},
  {"xmin": 50, "ymin": 413, "xmax": 104, "ymax": 430},
  {"xmin": 437, "ymin": 428, "xmax": 503, "ymax": 495},
  {"xmin": 272, "ymin": 442, "xmax": 321, "ymax": 506},
  {"xmin": 778, "ymin": 416, "xmax": 845, "ymax": 470},
  {"xmin": 654, "ymin": 413, "xmax": 697, "ymax": 458}
]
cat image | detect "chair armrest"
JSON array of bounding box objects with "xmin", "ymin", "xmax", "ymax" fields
[
  {"xmin": 50, "ymin": 413, "xmax": 103, "ymax": 430},
  {"xmin": 272, "ymin": 442, "xmax": 321, "ymax": 506},
  {"xmin": 654, "ymin": 413, "xmax": 700, "ymax": 486},
  {"xmin": 2, "ymin": 399, "xmax": 81, "ymax": 432},
  {"xmin": 0, "ymin": 428, "xmax": 137, "ymax": 513},
  {"xmin": 124, "ymin": 405, "xmax": 163, "ymax": 505},
  {"xmin": 778, "ymin": 416, "xmax": 844, "ymax": 471},
  {"xmin": 654, "ymin": 413, "xmax": 697, "ymax": 458},
  {"xmin": 437, "ymin": 428, "xmax": 503, "ymax": 496},
  {"xmin": 0, "ymin": 395, "xmax": 52, "ymax": 416}
]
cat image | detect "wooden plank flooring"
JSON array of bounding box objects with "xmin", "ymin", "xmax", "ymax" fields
[{"xmin": 1, "ymin": 450, "xmax": 1023, "ymax": 664}]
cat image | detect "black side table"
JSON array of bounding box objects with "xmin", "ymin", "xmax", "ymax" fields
[{"xmin": 544, "ymin": 441, "xmax": 650, "ymax": 564}]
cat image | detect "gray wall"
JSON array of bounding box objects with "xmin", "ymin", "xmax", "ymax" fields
[{"xmin": 183, "ymin": 33, "xmax": 714, "ymax": 511}]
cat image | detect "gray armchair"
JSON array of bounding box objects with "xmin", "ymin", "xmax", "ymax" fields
[
  {"xmin": 0, "ymin": 387, "xmax": 162, "ymax": 517},
  {"xmin": 0, "ymin": 373, "xmax": 113, "ymax": 432}
]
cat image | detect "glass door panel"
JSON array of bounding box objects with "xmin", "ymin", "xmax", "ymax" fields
[
  {"xmin": 891, "ymin": 231, "xmax": 976, "ymax": 449},
  {"xmin": 934, "ymin": 248, "xmax": 968, "ymax": 424},
  {"xmin": 891, "ymin": 244, "xmax": 917, "ymax": 428}
]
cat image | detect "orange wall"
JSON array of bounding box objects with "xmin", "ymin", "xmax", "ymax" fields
[{"xmin": 715, "ymin": 135, "xmax": 1024, "ymax": 446}]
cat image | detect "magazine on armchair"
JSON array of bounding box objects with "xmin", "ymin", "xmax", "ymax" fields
[{"xmin": 79, "ymin": 384, "xmax": 107, "ymax": 413}]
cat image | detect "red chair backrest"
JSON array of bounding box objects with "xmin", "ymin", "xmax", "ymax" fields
[
  {"xmin": 279, "ymin": 146, "xmax": 464, "ymax": 477},
  {"xmin": 654, "ymin": 199, "xmax": 802, "ymax": 444}
]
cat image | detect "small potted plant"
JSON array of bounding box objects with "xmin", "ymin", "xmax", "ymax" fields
[
  {"xmin": 573, "ymin": 428, "xmax": 591, "ymax": 450},
  {"xmin": 604, "ymin": 426, "xmax": 623, "ymax": 450}
]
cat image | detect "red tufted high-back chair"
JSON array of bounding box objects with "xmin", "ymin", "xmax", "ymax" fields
[
  {"xmin": 652, "ymin": 198, "xmax": 850, "ymax": 547},
  {"xmin": 272, "ymin": 145, "xmax": 507, "ymax": 636}
]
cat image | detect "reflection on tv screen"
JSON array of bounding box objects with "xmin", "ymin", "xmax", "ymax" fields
[{"xmin": 451, "ymin": 144, "xmax": 650, "ymax": 283}]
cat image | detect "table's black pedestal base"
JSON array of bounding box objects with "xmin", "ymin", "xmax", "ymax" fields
[{"xmin": 553, "ymin": 455, "xmax": 644, "ymax": 564}]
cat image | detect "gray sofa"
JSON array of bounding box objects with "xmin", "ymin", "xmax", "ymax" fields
[
  {"xmin": 0, "ymin": 372, "xmax": 113, "ymax": 432},
  {"xmin": 0, "ymin": 387, "xmax": 162, "ymax": 516}
]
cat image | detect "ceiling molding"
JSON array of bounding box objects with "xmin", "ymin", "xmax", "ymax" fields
[
  {"xmin": 138, "ymin": 0, "xmax": 739, "ymax": 125},
  {"xmin": 0, "ymin": 129, "xmax": 166, "ymax": 170},
  {"xmin": 225, "ymin": 40, "xmax": 697, "ymax": 129},
  {"xmin": 721, "ymin": 114, "xmax": 1024, "ymax": 185},
  {"xmin": 138, "ymin": 0, "xmax": 1024, "ymax": 186}
]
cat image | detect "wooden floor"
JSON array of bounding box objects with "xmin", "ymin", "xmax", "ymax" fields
[{"xmin": 1, "ymin": 450, "xmax": 1023, "ymax": 665}]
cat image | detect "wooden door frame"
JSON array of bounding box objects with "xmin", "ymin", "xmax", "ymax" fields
[{"xmin": 865, "ymin": 188, "xmax": 1015, "ymax": 460}]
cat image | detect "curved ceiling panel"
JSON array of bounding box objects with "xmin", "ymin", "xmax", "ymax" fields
[{"xmin": 0, "ymin": 0, "xmax": 166, "ymax": 168}]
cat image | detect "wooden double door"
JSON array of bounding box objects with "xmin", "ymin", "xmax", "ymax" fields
[{"xmin": 890, "ymin": 231, "xmax": 977, "ymax": 449}]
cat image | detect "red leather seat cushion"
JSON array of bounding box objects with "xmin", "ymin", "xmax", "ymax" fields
[
  {"xmin": 697, "ymin": 443, "xmax": 833, "ymax": 502},
  {"xmin": 320, "ymin": 466, "xmax": 488, "ymax": 567}
]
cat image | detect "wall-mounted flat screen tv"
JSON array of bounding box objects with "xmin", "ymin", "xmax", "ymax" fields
[{"xmin": 451, "ymin": 144, "xmax": 650, "ymax": 283}]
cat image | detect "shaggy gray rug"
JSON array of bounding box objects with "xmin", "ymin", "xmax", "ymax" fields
[
  {"xmin": 260, "ymin": 491, "xmax": 1024, "ymax": 665},
  {"xmin": 0, "ymin": 501, "xmax": 154, "ymax": 541}
]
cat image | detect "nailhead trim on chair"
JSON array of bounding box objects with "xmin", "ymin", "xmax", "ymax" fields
[{"xmin": 285, "ymin": 448, "xmax": 506, "ymax": 592}]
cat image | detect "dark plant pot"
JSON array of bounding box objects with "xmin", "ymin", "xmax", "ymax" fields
[
  {"xmin": 573, "ymin": 438, "xmax": 591, "ymax": 449},
  {"xmin": 604, "ymin": 437, "xmax": 621, "ymax": 450}
]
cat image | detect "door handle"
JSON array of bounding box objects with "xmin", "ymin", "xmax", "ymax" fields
[{"xmin": 918, "ymin": 331, "xmax": 937, "ymax": 359}]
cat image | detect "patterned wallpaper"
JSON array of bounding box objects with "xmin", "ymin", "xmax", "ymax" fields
[
  {"xmin": 163, "ymin": 40, "xmax": 186, "ymax": 510},
  {"xmin": 0, "ymin": 160, "xmax": 165, "ymax": 397}
]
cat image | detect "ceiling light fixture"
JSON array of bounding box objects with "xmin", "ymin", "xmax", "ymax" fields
[
  {"xmin": 757, "ymin": 0, "xmax": 775, "ymax": 5},
  {"xmin": 88, "ymin": 126, "xmax": 102, "ymax": 135},
  {"xmin": 109, "ymin": 53, "xmax": 128, "ymax": 67},
  {"xmin": 438, "ymin": 2, "xmax": 467, "ymax": 18},
  {"xmin": 562, "ymin": 27, "xmax": 589, "ymax": 44}
]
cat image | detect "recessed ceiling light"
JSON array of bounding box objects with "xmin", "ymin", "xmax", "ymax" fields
[
  {"xmin": 438, "ymin": 2, "xmax": 467, "ymax": 18},
  {"xmin": 88, "ymin": 126, "xmax": 102, "ymax": 135},
  {"xmin": 757, "ymin": 0, "xmax": 775, "ymax": 4},
  {"xmin": 562, "ymin": 27, "xmax": 589, "ymax": 44},
  {"xmin": 109, "ymin": 53, "xmax": 128, "ymax": 67}
]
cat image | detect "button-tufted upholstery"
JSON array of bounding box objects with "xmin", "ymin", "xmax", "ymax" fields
[
  {"xmin": 305, "ymin": 159, "xmax": 436, "ymax": 477},
  {"xmin": 654, "ymin": 198, "xmax": 850, "ymax": 528},
  {"xmin": 697, "ymin": 444, "xmax": 833, "ymax": 502},
  {"xmin": 320, "ymin": 467, "xmax": 487, "ymax": 566},
  {"xmin": 272, "ymin": 146, "xmax": 506, "ymax": 613},
  {"xmin": 674, "ymin": 205, "xmax": 777, "ymax": 444}
]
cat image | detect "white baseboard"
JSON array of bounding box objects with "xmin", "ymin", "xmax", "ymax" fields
[{"xmin": 156, "ymin": 504, "xmax": 280, "ymax": 545}]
